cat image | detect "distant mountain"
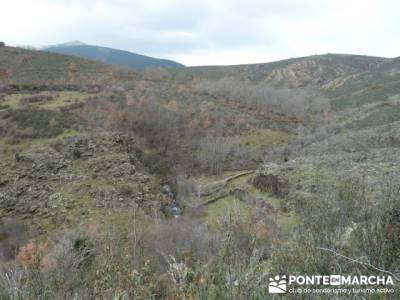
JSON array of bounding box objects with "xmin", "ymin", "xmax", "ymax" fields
[
  {"xmin": 43, "ymin": 42, "xmax": 184, "ymax": 69},
  {"xmin": 53, "ymin": 41, "xmax": 88, "ymax": 47}
]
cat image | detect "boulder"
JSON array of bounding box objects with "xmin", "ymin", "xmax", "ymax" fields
[{"xmin": 253, "ymin": 163, "xmax": 288, "ymax": 197}]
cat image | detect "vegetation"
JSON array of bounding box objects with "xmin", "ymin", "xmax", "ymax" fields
[
  {"xmin": 1, "ymin": 175, "xmax": 399, "ymax": 299},
  {"xmin": 1, "ymin": 46, "xmax": 400, "ymax": 298}
]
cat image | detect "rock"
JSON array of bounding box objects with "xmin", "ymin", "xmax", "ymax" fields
[
  {"xmin": 254, "ymin": 163, "xmax": 289, "ymax": 197},
  {"xmin": 0, "ymin": 131, "xmax": 164, "ymax": 228},
  {"xmin": 253, "ymin": 174, "xmax": 282, "ymax": 196}
]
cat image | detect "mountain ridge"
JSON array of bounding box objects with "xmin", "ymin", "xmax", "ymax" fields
[{"xmin": 43, "ymin": 42, "xmax": 184, "ymax": 70}]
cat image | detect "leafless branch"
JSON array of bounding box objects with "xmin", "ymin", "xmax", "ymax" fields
[{"xmin": 317, "ymin": 246, "xmax": 400, "ymax": 282}]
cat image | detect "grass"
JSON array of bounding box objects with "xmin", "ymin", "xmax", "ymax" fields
[
  {"xmin": 75, "ymin": 195, "xmax": 93, "ymax": 210},
  {"xmin": 1, "ymin": 91, "xmax": 90, "ymax": 110},
  {"xmin": 199, "ymin": 170, "xmax": 299, "ymax": 235},
  {"xmin": 349, "ymin": 105, "xmax": 400, "ymax": 129},
  {"xmin": 238, "ymin": 128, "xmax": 290, "ymax": 145},
  {"xmin": 203, "ymin": 195, "xmax": 251, "ymax": 225},
  {"xmin": 1, "ymin": 94, "xmax": 20, "ymax": 108},
  {"xmin": 53, "ymin": 182, "xmax": 101, "ymax": 219},
  {"xmin": 41, "ymin": 91, "xmax": 90, "ymax": 109},
  {"xmin": 85, "ymin": 176, "xmax": 113, "ymax": 189},
  {"xmin": 57, "ymin": 128, "xmax": 79, "ymax": 138},
  {"xmin": 223, "ymin": 164, "xmax": 335, "ymax": 238},
  {"xmin": 251, "ymin": 188, "xmax": 298, "ymax": 236},
  {"xmin": 0, "ymin": 138, "xmax": 46, "ymax": 160},
  {"xmin": 0, "ymin": 127, "xmax": 81, "ymax": 164},
  {"xmin": 0, "ymin": 126, "xmax": 81, "ymax": 161},
  {"xmin": 330, "ymin": 67, "xmax": 400, "ymax": 110}
]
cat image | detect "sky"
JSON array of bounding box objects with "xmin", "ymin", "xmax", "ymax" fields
[{"xmin": 0, "ymin": 0, "xmax": 399, "ymax": 66}]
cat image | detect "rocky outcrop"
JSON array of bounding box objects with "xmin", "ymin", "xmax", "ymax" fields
[
  {"xmin": 0, "ymin": 132, "xmax": 164, "ymax": 228},
  {"xmin": 253, "ymin": 163, "xmax": 288, "ymax": 197}
]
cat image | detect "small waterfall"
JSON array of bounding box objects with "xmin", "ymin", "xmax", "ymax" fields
[{"xmin": 162, "ymin": 184, "xmax": 182, "ymax": 218}]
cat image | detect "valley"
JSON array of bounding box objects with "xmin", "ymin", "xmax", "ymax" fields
[{"xmin": 0, "ymin": 45, "xmax": 399, "ymax": 299}]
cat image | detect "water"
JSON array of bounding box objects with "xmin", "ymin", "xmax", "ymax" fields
[{"xmin": 162, "ymin": 184, "xmax": 182, "ymax": 218}]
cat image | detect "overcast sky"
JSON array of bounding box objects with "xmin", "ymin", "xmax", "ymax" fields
[{"xmin": 1, "ymin": 0, "xmax": 399, "ymax": 66}]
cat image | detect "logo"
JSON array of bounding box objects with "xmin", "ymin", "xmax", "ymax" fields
[
  {"xmin": 330, "ymin": 275, "xmax": 341, "ymax": 286},
  {"xmin": 267, "ymin": 274, "xmax": 394, "ymax": 294},
  {"xmin": 268, "ymin": 275, "xmax": 287, "ymax": 294}
]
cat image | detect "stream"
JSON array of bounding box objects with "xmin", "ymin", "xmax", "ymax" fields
[{"xmin": 162, "ymin": 184, "xmax": 182, "ymax": 218}]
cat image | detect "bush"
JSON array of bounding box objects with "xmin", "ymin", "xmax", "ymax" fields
[
  {"xmin": 19, "ymin": 93, "xmax": 54, "ymax": 106},
  {"xmin": 194, "ymin": 77, "xmax": 330, "ymax": 121},
  {"xmin": 0, "ymin": 218, "xmax": 27, "ymax": 261},
  {"xmin": 3, "ymin": 108, "xmax": 81, "ymax": 139},
  {"xmin": 271, "ymin": 174, "xmax": 400, "ymax": 285}
]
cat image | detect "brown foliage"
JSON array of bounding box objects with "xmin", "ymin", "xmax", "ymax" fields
[
  {"xmin": 202, "ymin": 116, "xmax": 213, "ymax": 129},
  {"xmin": 80, "ymin": 100, "xmax": 124, "ymax": 129},
  {"xmin": 16, "ymin": 240, "xmax": 51, "ymax": 271},
  {"xmin": 0, "ymin": 69, "xmax": 8, "ymax": 80},
  {"xmin": 125, "ymin": 93, "xmax": 135, "ymax": 106},
  {"xmin": 194, "ymin": 77, "xmax": 330, "ymax": 121},
  {"xmin": 48, "ymin": 117, "xmax": 57, "ymax": 129}
]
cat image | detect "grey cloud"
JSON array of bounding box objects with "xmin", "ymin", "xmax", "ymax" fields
[{"xmin": 1, "ymin": 0, "xmax": 399, "ymax": 65}]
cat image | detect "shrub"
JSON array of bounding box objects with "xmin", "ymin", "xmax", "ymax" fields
[
  {"xmin": 16, "ymin": 241, "xmax": 51, "ymax": 271},
  {"xmin": 19, "ymin": 93, "xmax": 54, "ymax": 106},
  {"xmin": 271, "ymin": 174, "xmax": 400, "ymax": 284},
  {"xmin": 194, "ymin": 77, "xmax": 330, "ymax": 121},
  {"xmin": 3, "ymin": 108, "xmax": 81, "ymax": 139},
  {"xmin": 0, "ymin": 218, "xmax": 27, "ymax": 261},
  {"xmin": 69, "ymin": 232, "xmax": 95, "ymax": 268},
  {"xmin": 0, "ymin": 261, "xmax": 26, "ymax": 300},
  {"xmin": 197, "ymin": 136, "xmax": 230, "ymax": 175}
]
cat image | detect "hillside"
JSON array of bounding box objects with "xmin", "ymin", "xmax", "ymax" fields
[
  {"xmin": 0, "ymin": 46, "xmax": 141, "ymax": 86},
  {"xmin": 44, "ymin": 42, "xmax": 184, "ymax": 70},
  {"xmin": 174, "ymin": 53, "xmax": 387, "ymax": 84},
  {"xmin": 1, "ymin": 48, "xmax": 399, "ymax": 299}
]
